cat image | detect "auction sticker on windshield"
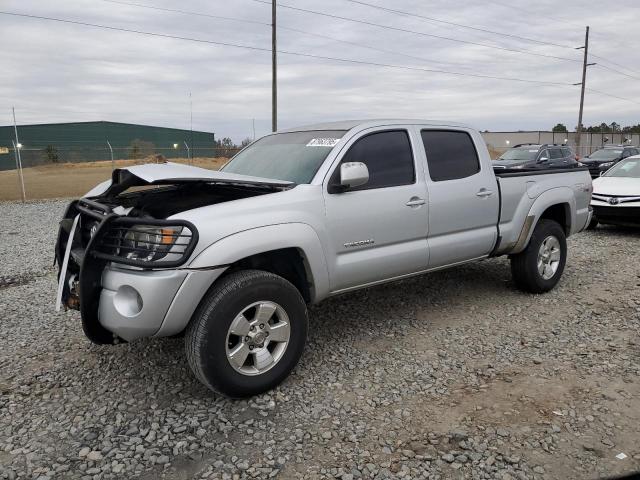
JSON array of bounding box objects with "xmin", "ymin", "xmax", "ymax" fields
[{"xmin": 306, "ymin": 138, "xmax": 340, "ymax": 147}]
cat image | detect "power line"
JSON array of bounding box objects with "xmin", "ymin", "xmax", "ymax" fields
[
  {"xmin": 105, "ymin": 0, "xmax": 640, "ymax": 82},
  {"xmin": 102, "ymin": 0, "xmax": 270, "ymax": 26},
  {"xmin": 279, "ymin": 25, "xmax": 476, "ymax": 69},
  {"xmin": 585, "ymin": 88, "xmax": 640, "ymax": 106},
  {"xmin": 594, "ymin": 63, "xmax": 640, "ymax": 81},
  {"xmin": 342, "ymin": 0, "xmax": 577, "ymax": 50},
  {"xmin": 101, "ymin": 0, "xmax": 478, "ymax": 69},
  {"xmin": 5, "ymin": 10, "xmax": 639, "ymax": 108},
  {"xmin": 590, "ymin": 53, "xmax": 640, "ymax": 76},
  {"xmin": 482, "ymin": 0, "xmax": 584, "ymax": 29},
  {"xmin": 0, "ymin": 11, "xmax": 574, "ymax": 86},
  {"xmin": 247, "ymin": 0, "xmax": 582, "ymax": 64}
]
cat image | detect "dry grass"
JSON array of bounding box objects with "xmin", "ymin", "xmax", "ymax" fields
[{"xmin": 0, "ymin": 157, "xmax": 229, "ymax": 201}]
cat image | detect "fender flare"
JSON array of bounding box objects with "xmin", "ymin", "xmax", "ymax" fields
[
  {"xmin": 187, "ymin": 223, "xmax": 330, "ymax": 302},
  {"xmin": 512, "ymin": 187, "xmax": 574, "ymax": 254}
]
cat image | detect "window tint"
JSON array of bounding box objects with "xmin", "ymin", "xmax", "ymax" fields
[
  {"xmin": 539, "ymin": 150, "xmax": 550, "ymax": 160},
  {"xmin": 562, "ymin": 148, "xmax": 572, "ymax": 157},
  {"xmin": 421, "ymin": 130, "xmax": 480, "ymax": 181},
  {"xmin": 335, "ymin": 130, "xmax": 415, "ymax": 190},
  {"xmin": 549, "ymin": 148, "xmax": 563, "ymax": 159}
]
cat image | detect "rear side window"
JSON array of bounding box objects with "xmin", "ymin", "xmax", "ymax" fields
[
  {"xmin": 336, "ymin": 130, "xmax": 415, "ymax": 190},
  {"xmin": 549, "ymin": 148, "xmax": 563, "ymax": 159},
  {"xmin": 421, "ymin": 130, "xmax": 480, "ymax": 181}
]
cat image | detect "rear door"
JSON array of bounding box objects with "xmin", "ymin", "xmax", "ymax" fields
[
  {"xmin": 322, "ymin": 128, "xmax": 429, "ymax": 292},
  {"xmin": 548, "ymin": 148, "xmax": 567, "ymax": 167},
  {"xmin": 420, "ymin": 129, "xmax": 499, "ymax": 268}
]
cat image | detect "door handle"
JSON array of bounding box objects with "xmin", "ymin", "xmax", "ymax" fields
[
  {"xmin": 406, "ymin": 197, "xmax": 426, "ymax": 207},
  {"xmin": 476, "ymin": 189, "xmax": 494, "ymax": 197}
]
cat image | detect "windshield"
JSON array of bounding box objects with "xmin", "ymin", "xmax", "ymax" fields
[
  {"xmin": 498, "ymin": 147, "xmax": 538, "ymax": 162},
  {"xmin": 222, "ymin": 130, "xmax": 347, "ymax": 183},
  {"xmin": 586, "ymin": 148, "xmax": 622, "ymax": 160},
  {"xmin": 604, "ymin": 158, "xmax": 640, "ymax": 178}
]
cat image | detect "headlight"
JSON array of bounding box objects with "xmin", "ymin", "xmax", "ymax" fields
[
  {"xmin": 92, "ymin": 219, "xmax": 198, "ymax": 268},
  {"xmin": 121, "ymin": 225, "xmax": 184, "ymax": 262},
  {"xmin": 600, "ymin": 162, "xmax": 614, "ymax": 168}
]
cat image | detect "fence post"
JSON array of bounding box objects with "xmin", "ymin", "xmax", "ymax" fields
[
  {"xmin": 184, "ymin": 141, "xmax": 191, "ymax": 165},
  {"xmin": 106, "ymin": 140, "xmax": 114, "ymax": 171},
  {"xmin": 11, "ymin": 140, "xmax": 26, "ymax": 202},
  {"xmin": 11, "ymin": 108, "xmax": 26, "ymax": 202}
]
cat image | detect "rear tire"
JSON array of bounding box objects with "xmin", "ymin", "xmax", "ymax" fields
[
  {"xmin": 185, "ymin": 269, "xmax": 308, "ymax": 398},
  {"xmin": 586, "ymin": 215, "xmax": 598, "ymax": 230},
  {"xmin": 510, "ymin": 219, "xmax": 567, "ymax": 294}
]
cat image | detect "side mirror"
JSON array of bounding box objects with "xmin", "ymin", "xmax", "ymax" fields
[
  {"xmin": 599, "ymin": 171, "xmax": 604, "ymax": 177},
  {"xmin": 339, "ymin": 162, "xmax": 369, "ymax": 190},
  {"xmin": 538, "ymin": 157, "xmax": 549, "ymax": 163}
]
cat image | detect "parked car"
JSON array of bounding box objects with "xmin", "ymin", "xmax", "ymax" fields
[
  {"xmin": 581, "ymin": 145, "xmax": 640, "ymax": 179},
  {"xmin": 55, "ymin": 120, "xmax": 592, "ymax": 397},
  {"xmin": 588, "ymin": 155, "xmax": 640, "ymax": 229},
  {"xmin": 493, "ymin": 143, "xmax": 578, "ymax": 170}
]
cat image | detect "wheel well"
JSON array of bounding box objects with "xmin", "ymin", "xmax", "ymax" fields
[
  {"xmin": 540, "ymin": 203, "xmax": 571, "ymax": 234},
  {"xmin": 225, "ymin": 248, "xmax": 312, "ymax": 303}
]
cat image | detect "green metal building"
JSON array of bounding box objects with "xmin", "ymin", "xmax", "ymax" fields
[{"xmin": 0, "ymin": 121, "xmax": 216, "ymax": 171}]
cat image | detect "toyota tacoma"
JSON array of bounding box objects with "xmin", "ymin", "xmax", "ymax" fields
[{"xmin": 55, "ymin": 120, "xmax": 593, "ymax": 397}]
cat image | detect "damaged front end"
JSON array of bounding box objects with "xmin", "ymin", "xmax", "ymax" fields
[
  {"xmin": 55, "ymin": 163, "xmax": 293, "ymax": 344},
  {"xmin": 55, "ymin": 198, "xmax": 199, "ymax": 344}
]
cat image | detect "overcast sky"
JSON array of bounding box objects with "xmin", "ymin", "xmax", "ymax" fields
[{"xmin": 1, "ymin": 0, "xmax": 638, "ymax": 141}]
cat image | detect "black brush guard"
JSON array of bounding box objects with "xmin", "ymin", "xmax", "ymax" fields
[{"xmin": 55, "ymin": 198, "xmax": 198, "ymax": 344}]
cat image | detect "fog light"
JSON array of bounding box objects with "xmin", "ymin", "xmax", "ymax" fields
[{"xmin": 114, "ymin": 285, "xmax": 143, "ymax": 317}]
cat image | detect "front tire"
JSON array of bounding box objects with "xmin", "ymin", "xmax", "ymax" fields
[
  {"xmin": 510, "ymin": 219, "xmax": 567, "ymax": 294},
  {"xmin": 185, "ymin": 269, "xmax": 308, "ymax": 398}
]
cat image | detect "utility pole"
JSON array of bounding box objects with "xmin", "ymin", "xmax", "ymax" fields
[
  {"xmin": 272, "ymin": 0, "xmax": 277, "ymax": 132},
  {"xmin": 574, "ymin": 26, "xmax": 595, "ymax": 157}
]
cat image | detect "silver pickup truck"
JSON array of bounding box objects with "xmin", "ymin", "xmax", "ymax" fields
[{"xmin": 55, "ymin": 120, "xmax": 593, "ymax": 397}]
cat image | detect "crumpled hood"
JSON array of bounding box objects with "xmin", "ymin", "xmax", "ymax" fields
[
  {"xmin": 85, "ymin": 162, "xmax": 293, "ymax": 197},
  {"xmin": 114, "ymin": 162, "xmax": 292, "ymax": 186},
  {"xmin": 593, "ymin": 176, "xmax": 640, "ymax": 196}
]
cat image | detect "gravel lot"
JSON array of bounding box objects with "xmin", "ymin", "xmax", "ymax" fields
[{"xmin": 1, "ymin": 199, "xmax": 639, "ymax": 480}]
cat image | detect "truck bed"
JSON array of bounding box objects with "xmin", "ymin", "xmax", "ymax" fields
[{"xmin": 493, "ymin": 167, "xmax": 592, "ymax": 256}]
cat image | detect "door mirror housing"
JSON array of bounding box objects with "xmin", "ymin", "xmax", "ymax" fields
[
  {"xmin": 332, "ymin": 162, "xmax": 369, "ymax": 192},
  {"xmin": 538, "ymin": 157, "xmax": 549, "ymax": 163}
]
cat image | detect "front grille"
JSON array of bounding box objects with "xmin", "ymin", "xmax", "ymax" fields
[{"xmin": 593, "ymin": 205, "xmax": 640, "ymax": 225}]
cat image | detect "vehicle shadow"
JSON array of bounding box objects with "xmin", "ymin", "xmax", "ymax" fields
[
  {"xmin": 122, "ymin": 258, "xmax": 515, "ymax": 400},
  {"xmin": 590, "ymin": 224, "xmax": 640, "ymax": 238}
]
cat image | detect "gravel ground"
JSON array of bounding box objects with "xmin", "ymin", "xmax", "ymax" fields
[{"xmin": 1, "ymin": 199, "xmax": 639, "ymax": 480}]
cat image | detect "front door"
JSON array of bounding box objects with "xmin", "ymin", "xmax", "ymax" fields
[{"xmin": 323, "ymin": 128, "xmax": 429, "ymax": 292}]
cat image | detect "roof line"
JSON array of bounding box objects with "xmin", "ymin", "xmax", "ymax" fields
[{"xmin": 0, "ymin": 120, "xmax": 215, "ymax": 134}]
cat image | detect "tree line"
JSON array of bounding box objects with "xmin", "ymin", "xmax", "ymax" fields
[{"xmin": 552, "ymin": 122, "xmax": 640, "ymax": 133}]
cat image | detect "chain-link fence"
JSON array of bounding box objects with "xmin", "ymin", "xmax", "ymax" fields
[
  {"xmin": 0, "ymin": 143, "xmax": 241, "ymax": 202},
  {"xmin": 482, "ymin": 131, "xmax": 640, "ymax": 159}
]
